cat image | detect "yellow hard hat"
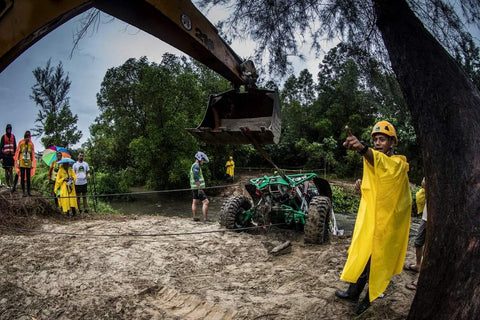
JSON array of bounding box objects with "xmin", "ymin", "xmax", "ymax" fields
[
  {"xmin": 371, "ymin": 120, "xmax": 397, "ymax": 146},
  {"xmin": 229, "ymin": 156, "xmax": 233, "ymax": 160}
]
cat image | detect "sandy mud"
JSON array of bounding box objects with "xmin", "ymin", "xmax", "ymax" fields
[{"xmin": 0, "ymin": 212, "xmax": 420, "ymax": 320}]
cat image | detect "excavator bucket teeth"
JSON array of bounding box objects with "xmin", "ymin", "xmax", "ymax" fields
[{"xmin": 186, "ymin": 88, "xmax": 281, "ymax": 144}]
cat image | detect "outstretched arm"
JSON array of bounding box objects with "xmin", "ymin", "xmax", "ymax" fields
[{"xmin": 343, "ymin": 126, "xmax": 374, "ymax": 166}]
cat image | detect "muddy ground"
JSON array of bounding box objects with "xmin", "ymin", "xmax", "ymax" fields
[
  {"xmin": 0, "ymin": 175, "xmax": 420, "ymax": 320},
  {"xmin": 0, "ymin": 214, "xmax": 420, "ymax": 320}
]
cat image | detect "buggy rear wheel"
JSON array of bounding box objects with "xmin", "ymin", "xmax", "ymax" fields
[
  {"xmin": 221, "ymin": 195, "xmax": 253, "ymax": 229},
  {"xmin": 304, "ymin": 196, "xmax": 332, "ymax": 244}
]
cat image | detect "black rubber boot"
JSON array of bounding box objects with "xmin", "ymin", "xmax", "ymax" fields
[
  {"xmin": 335, "ymin": 275, "xmax": 368, "ymax": 302},
  {"xmin": 353, "ymin": 291, "xmax": 371, "ymax": 315},
  {"xmin": 335, "ymin": 283, "xmax": 360, "ymax": 301}
]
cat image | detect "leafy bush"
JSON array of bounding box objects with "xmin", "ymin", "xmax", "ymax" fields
[
  {"xmin": 31, "ymin": 165, "xmax": 52, "ymax": 195},
  {"xmin": 331, "ymin": 185, "xmax": 360, "ymax": 214},
  {"xmin": 92, "ymin": 170, "xmax": 130, "ymax": 198},
  {"xmin": 89, "ymin": 199, "xmax": 118, "ymax": 214}
]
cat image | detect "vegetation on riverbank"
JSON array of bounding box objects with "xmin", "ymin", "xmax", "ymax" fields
[{"xmin": 79, "ymin": 45, "xmax": 427, "ymax": 194}]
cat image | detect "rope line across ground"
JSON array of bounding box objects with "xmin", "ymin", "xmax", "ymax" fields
[
  {"xmin": 0, "ymin": 223, "xmax": 286, "ymax": 238},
  {"xmin": 3, "ymin": 182, "xmax": 243, "ymax": 200}
]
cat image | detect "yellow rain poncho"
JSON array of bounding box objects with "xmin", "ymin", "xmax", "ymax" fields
[
  {"xmin": 225, "ymin": 159, "xmax": 235, "ymax": 177},
  {"xmin": 340, "ymin": 150, "xmax": 411, "ymax": 301},
  {"xmin": 416, "ymin": 187, "xmax": 426, "ymax": 214},
  {"xmin": 54, "ymin": 166, "xmax": 78, "ymax": 213}
]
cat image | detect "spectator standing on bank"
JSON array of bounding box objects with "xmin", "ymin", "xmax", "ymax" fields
[
  {"xmin": 72, "ymin": 152, "xmax": 90, "ymax": 214},
  {"xmin": 14, "ymin": 131, "xmax": 36, "ymax": 197},
  {"xmin": 55, "ymin": 159, "xmax": 78, "ymax": 216},
  {"xmin": 48, "ymin": 151, "xmax": 63, "ymax": 206},
  {"xmin": 1, "ymin": 124, "xmax": 16, "ymax": 189}
]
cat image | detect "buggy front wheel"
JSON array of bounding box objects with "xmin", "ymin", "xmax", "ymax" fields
[
  {"xmin": 222, "ymin": 195, "xmax": 253, "ymax": 229},
  {"xmin": 304, "ymin": 196, "xmax": 332, "ymax": 244}
]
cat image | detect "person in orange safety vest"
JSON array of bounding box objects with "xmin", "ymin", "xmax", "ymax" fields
[{"xmin": 0, "ymin": 124, "xmax": 16, "ymax": 188}]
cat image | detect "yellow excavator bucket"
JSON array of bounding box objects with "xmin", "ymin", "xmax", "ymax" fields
[
  {"xmin": 187, "ymin": 89, "xmax": 281, "ymax": 144},
  {"xmin": 186, "ymin": 88, "xmax": 281, "ymax": 144}
]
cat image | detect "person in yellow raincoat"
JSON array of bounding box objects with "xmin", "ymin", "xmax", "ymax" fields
[
  {"xmin": 13, "ymin": 130, "xmax": 36, "ymax": 197},
  {"xmin": 225, "ymin": 156, "xmax": 235, "ymax": 182},
  {"xmin": 406, "ymin": 177, "xmax": 426, "ymax": 273},
  {"xmin": 335, "ymin": 121, "xmax": 412, "ymax": 315},
  {"xmin": 404, "ymin": 177, "xmax": 427, "ymax": 291},
  {"xmin": 54, "ymin": 159, "xmax": 78, "ymax": 216}
]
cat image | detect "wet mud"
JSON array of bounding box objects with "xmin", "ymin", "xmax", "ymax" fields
[{"xmin": 0, "ymin": 214, "xmax": 420, "ymax": 319}]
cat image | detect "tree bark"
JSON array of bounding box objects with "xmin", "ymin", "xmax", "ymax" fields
[{"xmin": 374, "ymin": 1, "xmax": 480, "ymax": 319}]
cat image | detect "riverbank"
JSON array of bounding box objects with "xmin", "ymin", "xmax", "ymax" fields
[{"xmin": 0, "ymin": 214, "xmax": 420, "ymax": 319}]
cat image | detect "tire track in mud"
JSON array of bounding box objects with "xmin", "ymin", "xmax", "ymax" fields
[
  {"xmin": 146, "ymin": 286, "xmax": 237, "ymax": 319},
  {"xmin": 0, "ymin": 215, "xmax": 417, "ymax": 319}
]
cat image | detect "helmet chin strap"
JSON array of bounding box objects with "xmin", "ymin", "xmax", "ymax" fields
[{"xmin": 386, "ymin": 141, "xmax": 394, "ymax": 156}]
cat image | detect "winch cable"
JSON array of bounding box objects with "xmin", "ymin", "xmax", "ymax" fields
[{"xmin": 240, "ymin": 127, "xmax": 292, "ymax": 186}]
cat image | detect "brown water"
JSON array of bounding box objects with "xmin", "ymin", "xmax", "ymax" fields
[{"xmin": 109, "ymin": 190, "xmax": 225, "ymax": 222}]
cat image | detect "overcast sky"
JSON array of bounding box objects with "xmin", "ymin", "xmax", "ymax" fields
[{"xmin": 0, "ymin": 7, "xmax": 322, "ymax": 151}]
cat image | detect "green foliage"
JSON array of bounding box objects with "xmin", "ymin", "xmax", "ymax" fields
[
  {"xmin": 295, "ymin": 137, "xmax": 338, "ymax": 170},
  {"xmin": 454, "ymin": 35, "xmax": 480, "ymax": 89},
  {"xmin": 198, "ymin": 0, "xmax": 479, "ymax": 79},
  {"xmin": 93, "ymin": 171, "xmax": 130, "ymax": 197},
  {"xmin": 331, "ymin": 185, "xmax": 360, "ymax": 214},
  {"xmin": 85, "ymin": 55, "xmax": 233, "ymax": 190},
  {"xmin": 85, "ymin": 48, "xmax": 428, "ymax": 191},
  {"xmin": 91, "ymin": 200, "xmax": 118, "ymax": 215},
  {"xmin": 31, "ymin": 164, "xmax": 52, "ymax": 195},
  {"xmin": 30, "ymin": 59, "xmax": 82, "ymax": 149},
  {"xmin": 271, "ymin": 43, "xmax": 423, "ymax": 181}
]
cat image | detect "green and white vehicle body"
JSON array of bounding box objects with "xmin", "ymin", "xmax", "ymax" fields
[{"xmin": 220, "ymin": 172, "xmax": 338, "ymax": 244}]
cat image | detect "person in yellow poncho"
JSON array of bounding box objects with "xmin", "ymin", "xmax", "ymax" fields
[
  {"xmin": 335, "ymin": 121, "xmax": 412, "ymax": 315},
  {"xmin": 54, "ymin": 160, "xmax": 78, "ymax": 216},
  {"xmin": 404, "ymin": 177, "xmax": 427, "ymax": 289},
  {"xmin": 13, "ymin": 130, "xmax": 36, "ymax": 197},
  {"xmin": 225, "ymin": 156, "xmax": 235, "ymax": 182}
]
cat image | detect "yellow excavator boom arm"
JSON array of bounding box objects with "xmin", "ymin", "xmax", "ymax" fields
[
  {"xmin": 0, "ymin": 0, "xmax": 279, "ymax": 145},
  {"xmin": 0, "ymin": 0, "xmax": 255, "ymax": 87}
]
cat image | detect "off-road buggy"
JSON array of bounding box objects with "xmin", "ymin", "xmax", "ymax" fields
[{"xmin": 219, "ymin": 173, "xmax": 338, "ymax": 244}]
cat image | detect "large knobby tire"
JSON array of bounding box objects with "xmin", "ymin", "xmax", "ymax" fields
[
  {"xmin": 222, "ymin": 195, "xmax": 252, "ymax": 229},
  {"xmin": 304, "ymin": 196, "xmax": 332, "ymax": 244},
  {"xmin": 219, "ymin": 196, "xmax": 234, "ymax": 227}
]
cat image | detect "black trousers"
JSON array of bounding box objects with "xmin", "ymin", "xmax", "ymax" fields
[{"xmin": 20, "ymin": 167, "xmax": 31, "ymax": 193}]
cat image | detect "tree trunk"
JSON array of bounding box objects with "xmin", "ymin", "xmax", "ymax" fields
[{"xmin": 374, "ymin": 1, "xmax": 480, "ymax": 319}]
